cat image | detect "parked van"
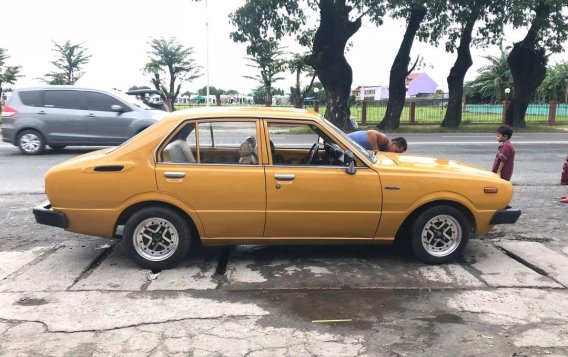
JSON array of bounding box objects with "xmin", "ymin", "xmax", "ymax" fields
[{"xmin": 1, "ymin": 86, "xmax": 166, "ymax": 155}]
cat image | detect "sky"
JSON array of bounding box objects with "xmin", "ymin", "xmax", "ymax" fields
[{"xmin": 3, "ymin": 0, "xmax": 567, "ymax": 95}]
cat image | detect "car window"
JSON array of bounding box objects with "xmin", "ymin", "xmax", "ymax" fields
[
  {"xmin": 198, "ymin": 121, "xmax": 258, "ymax": 165},
  {"xmin": 160, "ymin": 123, "xmax": 197, "ymax": 163},
  {"xmin": 18, "ymin": 91, "xmax": 42, "ymax": 107},
  {"xmin": 267, "ymin": 122, "xmax": 352, "ymax": 166},
  {"xmin": 43, "ymin": 90, "xmax": 81, "ymax": 109},
  {"xmin": 85, "ymin": 91, "xmax": 125, "ymax": 112}
]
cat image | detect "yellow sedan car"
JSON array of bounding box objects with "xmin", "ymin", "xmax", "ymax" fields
[{"xmin": 33, "ymin": 107, "xmax": 520, "ymax": 270}]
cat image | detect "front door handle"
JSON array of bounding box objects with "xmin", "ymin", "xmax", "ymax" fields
[
  {"xmin": 37, "ymin": 111, "xmax": 46, "ymax": 115},
  {"xmin": 274, "ymin": 174, "xmax": 295, "ymax": 181},
  {"xmin": 164, "ymin": 172, "xmax": 186, "ymax": 179},
  {"xmin": 86, "ymin": 113, "xmax": 95, "ymax": 118}
]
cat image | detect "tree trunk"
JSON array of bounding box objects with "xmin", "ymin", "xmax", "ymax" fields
[
  {"xmin": 379, "ymin": 5, "xmax": 427, "ymax": 130},
  {"xmin": 305, "ymin": 0, "xmax": 361, "ymax": 131},
  {"xmin": 505, "ymin": 1, "xmax": 550, "ymax": 128},
  {"xmin": 265, "ymin": 85, "xmax": 272, "ymax": 107},
  {"xmin": 441, "ymin": 12, "xmax": 478, "ymax": 128}
]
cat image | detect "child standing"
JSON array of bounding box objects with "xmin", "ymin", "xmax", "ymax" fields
[{"xmin": 492, "ymin": 125, "xmax": 515, "ymax": 181}]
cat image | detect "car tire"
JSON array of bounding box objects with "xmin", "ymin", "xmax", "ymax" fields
[
  {"xmin": 123, "ymin": 207, "xmax": 191, "ymax": 270},
  {"xmin": 411, "ymin": 205, "xmax": 470, "ymax": 264},
  {"xmin": 49, "ymin": 145, "xmax": 66, "ymax": 150},
  {"xmin": 17, "ymin": 129, "xmax": 45, "ymax": 155}
]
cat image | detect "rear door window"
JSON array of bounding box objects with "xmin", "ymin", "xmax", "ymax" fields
[
  {"xmin": 43, "ymin": 90, "xmax": 82, "ymax": 109},
  {"xmin": 18, "ymin": 91, "xmax": 42, "ymax": 107},
  {"xmin": 85, "ymin": 91, "xmax": 127, "ymax": 112}
]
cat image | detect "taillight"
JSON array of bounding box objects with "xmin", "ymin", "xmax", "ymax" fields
[{"xmin": 1, "ymin": 105, "xmax": 17, "ymax": 118}]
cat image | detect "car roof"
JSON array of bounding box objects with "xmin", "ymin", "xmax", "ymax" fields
[
  {"xmin": 12, "ymin": 85, "xmax": 116, "ymax": 92},
  {"xmin": 165, "ymin": 106, "xmax": 322, "ymax": 122}
]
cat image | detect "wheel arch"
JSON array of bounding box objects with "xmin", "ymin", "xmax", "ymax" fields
[
  {"xmin": 114, "ymin": 200, "xmax": 202, "ymax": 243},
  {"xmin": 394, "ymin": 199, "xmax": 476, "ymax": 243}
]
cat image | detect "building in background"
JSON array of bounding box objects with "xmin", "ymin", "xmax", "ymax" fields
[{"xmin": 353, "ymin": 72, "xmax": 438, "ymax": 100}]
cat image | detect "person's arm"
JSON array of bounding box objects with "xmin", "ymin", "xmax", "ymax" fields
[
  {"xmin": 367, "ymin": 130, "xmax": 389, "ymax": 151},
  {"xmin": 497, "ymin": 161, "xmax": 505, "ymax": 176}
]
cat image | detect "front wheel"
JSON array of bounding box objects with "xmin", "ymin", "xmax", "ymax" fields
[
  {"xmin": 411, "ymin": 205, "xmax": 470, "ymax": 264},
  {"xmin": 123, "ymin": 207, "xmax": 191, "ymax": 270},
  {"xmin": 17, "ymin": 129, "xmax": 45, "ymax": 155}
]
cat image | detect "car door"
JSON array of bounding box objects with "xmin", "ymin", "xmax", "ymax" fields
[
  {"xmin": 84, "ymin": 91, "xmax": 135, "ymax": 145},
  {"xmin": 40, "ymin": 90, "xmax": 90, "ymax": 143},
  {"xmin": 155, "ymin": 119, "xmax": 266, "ymax": 239},
  {"xmin": 263, "ymin": 120, "xmax": 382, "ymax": 239}
]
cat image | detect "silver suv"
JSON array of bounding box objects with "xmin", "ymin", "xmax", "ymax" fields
[{"xmin": 1, "ymin": 86, "xmax": 166, "ymax": 155}]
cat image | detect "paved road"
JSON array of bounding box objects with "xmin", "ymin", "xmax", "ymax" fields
[{"xmin": 1, "ymin": 132, "xmax": 568, "ymax": 355}]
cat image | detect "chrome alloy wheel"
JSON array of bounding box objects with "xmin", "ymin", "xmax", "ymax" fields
[
  {"xmin": 20, "ymin": 133, "xmax": 41, "ymax": 153},
  {"xmin": 421, "ymin": 214, "xmax": 462, "ymax": 257},
  {"xmin": 133, "ymin": 218, "xmax": 179, "ymax": 262}
]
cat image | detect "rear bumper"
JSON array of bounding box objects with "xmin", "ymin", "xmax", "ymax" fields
[
  {"xmin": 33, "ymin": 202, "xmax": 69, "ymax": 229},
  {"xmin": 1, "ymin": 127, "xmax": 15, "ymax": 144},
  {"xmin": 490, "ymin": 206, "xmax": 521, "ymax": 225}
]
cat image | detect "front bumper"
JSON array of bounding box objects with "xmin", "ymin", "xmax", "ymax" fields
[
  {"xmin": 33, "ymin": 202, "xmax": 69, "ymax": 229},
  {"xmin": 490, "ymin": 206, "xmax": 521, "ymax": 225}
]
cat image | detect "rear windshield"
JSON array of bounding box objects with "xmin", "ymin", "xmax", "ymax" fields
[{"xmin": 18, "ymin": 91, "xmax": 42, "ymax": 107}]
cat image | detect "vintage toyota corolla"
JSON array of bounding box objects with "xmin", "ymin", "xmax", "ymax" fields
[{"xmin": 33, "ymin": 107, "xmax": 520, "ymax": 269}]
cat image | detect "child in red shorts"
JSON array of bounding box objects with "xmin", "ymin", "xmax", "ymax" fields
[{"xmin": 492, "ymin": 125, "xmax": 515, "ymax": 181}]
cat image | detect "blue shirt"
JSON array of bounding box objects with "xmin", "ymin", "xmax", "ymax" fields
[{"xmin": 348, "ymin": 131, "xmax": 371, "ymax": 150}]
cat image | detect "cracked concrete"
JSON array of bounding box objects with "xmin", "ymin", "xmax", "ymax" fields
[{"xmin": 2, "ymin": 139, "xmax": 568, "ymax": 355}]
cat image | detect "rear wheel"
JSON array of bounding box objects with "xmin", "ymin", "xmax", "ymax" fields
[
  {"xmin": 123, "ymin": 207, "xmax": 191, "ymax": 270},
  {"xmin": 17, "ymin": 129, "xmax": 45, "ymax": 155},
  {"xmin": 411, "ymin": 205, "xmax": 470, "ymax": 264}
]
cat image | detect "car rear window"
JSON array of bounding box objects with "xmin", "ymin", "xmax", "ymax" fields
[{"xmin": 18, "ymin": 91, "xmax": 42, "ymax": 107}]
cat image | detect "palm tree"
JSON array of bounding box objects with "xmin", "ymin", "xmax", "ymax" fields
[
  {"xmin": 43, "ymin": 41, "xmax": 91, "ymax": 85},
  {"xmin": 144, "ymin": 37, "xmax": 202, "ymax": 110},
  {"xmin": 243, "ymin": 40, "xmax": 286, "ymax": 106},
  {"xmin": 465, "ymin": 47, "xmax": 513, "ymax": 103}
]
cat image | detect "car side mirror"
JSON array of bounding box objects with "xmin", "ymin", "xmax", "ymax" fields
[
  {"xmin": 345, "ymin": 151, "xmax": 357, "ymax": 175},
  {"xmin": 111, "ymin": 104, "xmax": 124, "ymax": 114}
]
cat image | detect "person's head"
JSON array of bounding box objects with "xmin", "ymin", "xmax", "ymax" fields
[
  {"xmin": 388, "ymin": 137, "xmax": 407, "ymax": 153},
  {"xmin": 496, "ymin": 125, "xmax": 513, "ymax": 142}
]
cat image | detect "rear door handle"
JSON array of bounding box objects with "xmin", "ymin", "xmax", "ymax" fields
[
  {"xmin": 86, "ymin": 113, "xmax": 95, "ymax": 118},
  {"xmin": 164, "ymin": 172, "xmax": 186, "ymax": 179},
  {"xmin": 274, "ymin": 174, "xmax": 295, "ymax": 181},
  {"xmin": 37, "ymin": 111, "xmax": 46, "ymax": 115}
]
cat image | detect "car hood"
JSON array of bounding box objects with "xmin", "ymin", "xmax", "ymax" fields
[{"xmin": 374, "ymin": 153, "xmax": 498, "ymax": 178}]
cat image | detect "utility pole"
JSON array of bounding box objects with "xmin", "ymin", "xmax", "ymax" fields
[{"xmin": 205, "ymin": 0, "xmax": 210, "ymax": 107}]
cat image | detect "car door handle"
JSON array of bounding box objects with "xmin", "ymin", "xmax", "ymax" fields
[
  {"xmin": 164, "ymin": 172, "xmax": 186, "ymax": 179},
  {"xmin": 37, "ymin": 111, "xmax": 46, "ymax": 115},
  {"xmin": 274, "ymin": 174, "xmax": 295, "ymax": 181},
  {"xmin": 86, "ymin": 113, "xmax": 95, "ymax": 118}
]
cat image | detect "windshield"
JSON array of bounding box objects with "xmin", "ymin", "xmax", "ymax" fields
[
  {"xmin": 323, "ymin": 118, "xmax": 377, "ymax": 164},
  {"xmin": 110, "ymin": 89, "xmax": 154, "ymax": 110}
]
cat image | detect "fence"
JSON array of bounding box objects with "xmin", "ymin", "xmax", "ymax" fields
[
  {"xmin": 351, "ymin": 99, "xmax": 568, "ymax": 125},
  {"xmin": 175, "ymin": 100, "xmax": 568, "ymax": 125}
]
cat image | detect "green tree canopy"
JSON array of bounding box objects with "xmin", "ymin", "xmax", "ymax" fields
[
  {"xmin": 230, "ymin": 0, "xmax": 386, "ymax": 129},
  {"xmin": 535, "ymin": 62, "xmax": 568, "ymax": 103},
  {"xmin": 0, "ymin": 48, "xmax": 22, "ymax": 106},
  {"xmin": 144, "ymin": 37, "xmax": 202, "ymax": 109},
  {"xmin": 43, "ymin": 41, "xmax": 91, "ymax": 85}
]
